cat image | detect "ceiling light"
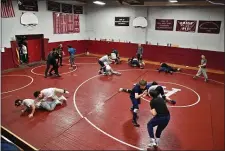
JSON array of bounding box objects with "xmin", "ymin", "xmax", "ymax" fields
[
  {"xmin": 169, "ymin": 0, "xmax": 178, "ymax": 3},
  {"xmin": 93, "ymin": 1, "xmax": 106, "ymax": 5}
]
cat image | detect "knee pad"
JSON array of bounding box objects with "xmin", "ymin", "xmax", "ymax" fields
[{"xmin": 134, "ymin": 108, "xmax": 139, "ymax": 113}]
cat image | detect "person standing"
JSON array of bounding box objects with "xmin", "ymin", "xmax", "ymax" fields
[
  {"xmin": 147, "ymin": 90, "xmax": 170, "ymax": 148},
  {"xmin": 193, "ymin": 55, "xmax": 208, "ymax": 82},
  {"xmin": 136, "ymin": 44, "xmax": 143, "ymax": 62},
  {"xmin": 44, "ymin": 49, "xmax": 60, "ymax": 78},
  {"xmin": 68, "ymin": 45, "xmax": 76, "ymax": 69},
  {"xmin": 56, "ymin": 44, "xmax": 63, "ymax": 66},
  {"xmin": 119, "ymin": 79, "xmax": 148, "ymax": 127},
  {"xmin": 21, "ymin": 44, "xmax": 28, "ymax": 63}
]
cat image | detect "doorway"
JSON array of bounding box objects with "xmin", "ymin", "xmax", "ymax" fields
[{"xmin": 15, "ymin": 34, "xmax": 45, "ymax": 64}]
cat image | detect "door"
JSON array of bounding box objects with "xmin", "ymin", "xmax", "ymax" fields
[{"xmin": 27, "ymin": 39, "xmax": 42, "ymax": 63}]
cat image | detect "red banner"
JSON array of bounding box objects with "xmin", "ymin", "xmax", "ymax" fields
[
  {"xmin": 176, "ymin": 20, "xmax": 197, "ymax": 32},
  {"xmin": 53, "ymin": 12, "xmax": 80, "ymax": 34},
  {"xmin": 155, "ymin": 19, "xmax": 174, "ymax": 31},
  {"xmin": 198, "ymin": 21, "xmax": 221, "ymax": 34},
  {"xmin": 74, "ymin": 14, "xmax": 80, "ymax": 33}
]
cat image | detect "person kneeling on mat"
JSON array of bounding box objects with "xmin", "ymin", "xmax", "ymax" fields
[
  {"xmin": 128, "ymin": 57, "xmax": 145, "ymax": 69},
  {"xmin": 100, "ymin": 62, "xmax": 121, "ymax": 76},
  {"xmin": 33, "ymin": 88, "xmax": 69, "ymax": 104},
  {"xmin": 98, "ymin": 54, "xmax": 113, "ymax": 74},
  {"xmin": 14, "ymin": 98, "xmax": 62, "ymax": 118},
  {"xmin": 147, "ymin": 90, "xmax": 170, "ymax": 148},
  {"xmin": 119, "ymin": 79, "xmax": 148, "ymax": 127},
  {"xmin": 158, "ymin": 62, "xmax": 181, "ymax": 74}
]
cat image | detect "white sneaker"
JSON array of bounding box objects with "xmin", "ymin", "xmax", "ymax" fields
[
  {"xmin": 148, "ymin": 142, "xmax": 157, "ymax": 147},
  {"xmin": 119, "ymin": 88, "xmax": 123, "ymax": 92},
  {"xmin": 148, "ymin": 138, "xmax": 157, "ymax": 148}
]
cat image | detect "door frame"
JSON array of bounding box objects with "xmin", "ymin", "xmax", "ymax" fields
[{"xmin": 15, "ymin": 34, "xmax": 45, "ymax": 62}]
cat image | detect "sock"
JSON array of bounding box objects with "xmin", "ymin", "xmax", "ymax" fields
[
  {"xmin": 133, "ymin": 112, "xmax": 137, "ymax": 123},
  {"xmin": 156, "ymin": 138, "xmax": 160, "ymax": 145}
]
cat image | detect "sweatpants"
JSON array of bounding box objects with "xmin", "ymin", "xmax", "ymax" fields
[
  {"xmin": 196, "ymin": 67, "xmax": 208, "ymax": 79},
  {"xmin": 147, "ymin": 115, "xmax": 170, "ymax": 138},
  {"xmin": 40, "ymin": 100, "xmax": 58, "ymax": 111},
  {"xmin": 98, "ymin": 60, "xmax": 106, "ymax": 72}
]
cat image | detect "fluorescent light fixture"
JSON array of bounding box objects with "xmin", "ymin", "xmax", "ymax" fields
[
  {"xmin": 169, "ymin": 0, "xmax": 178, "ymax": 2},
  {"xmin": 93, "ymin": 1, "xmax": 106, "ymax": 5}
]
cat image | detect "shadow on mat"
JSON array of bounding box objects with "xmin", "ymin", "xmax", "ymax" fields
[{"xmin": 122, "ymin": 119, "xmax": 140, "ymax": 150}]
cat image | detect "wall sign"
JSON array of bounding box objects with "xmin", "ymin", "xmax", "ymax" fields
[
  {"xmin": 155, "ymin": 19, "xmax": 174, "ymax": 31},
  {"xmin": 176, "ymin": 20, "xmax": 197, "ymax": 32},
  {"xmin": 61, "ymin": 3, "xmax": 72, "ymax": 14},
  {"xmin": 73, "ymin": 5, "xmax": 83, "ymax": 14},
  {"xmin": 198, "ymin": 21, "xmax": 221, "ymax": 34},
  {"xmin": 47, "ymin": 0, "xmax": 60, "ymax": 12},
  {"xmin": 115, "ymin": 17, "xmax": 130, "ymax": 26},
  {"xmin": 18, "ymin": 0, "xmax": 38, "ymax": 11}
]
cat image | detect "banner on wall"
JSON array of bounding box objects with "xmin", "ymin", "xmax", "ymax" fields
[
  {"xmin": 198, "ymin": 21, "xmax": 221, "ymax": 34},
  {"xmin": 115, "ymin": 17, "xmax": 130, "ymax": 26},
  {"xmin": 176, "ymin": 20, "xmax": 197, "ymax": 32},
  {"xmin": 53, "ymin": 12, "xmax": 80, "ymax": 34},
  {"xmin": 18, "ymin": 0, "xmax": 38, "ymax": 11},
  {"xmin": 155, "ymin": 19, "xmax": 174, "ymax": 31}
]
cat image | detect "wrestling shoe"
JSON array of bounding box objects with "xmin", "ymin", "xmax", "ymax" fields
[
  {"xmin": 170, "ymin": 100, "xmax": 176, "ymax": 105},
  {"xmin": 205, "ymin": 79, "xmax": 208, "ymax": 83},
  {"xmin": 132, "ymin": 120, "xmax": 140, "ymax": 127}
]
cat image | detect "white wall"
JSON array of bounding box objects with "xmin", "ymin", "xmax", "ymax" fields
[
  {"xmin": 1, "ymin": 0, "xmax": 86, "ymax": 47},
  {"xmin": 85, "ymin": 5, "xmax": 148, "ymax": 44},
  {"xmin": 85, "ymin": 5, "xmax": 224, "ymax": 52},
  {"xmin": 2, "ymin": 2, "xmax": 224, "ymax": 52}
]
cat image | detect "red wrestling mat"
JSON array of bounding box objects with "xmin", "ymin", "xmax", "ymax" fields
[{"xmin": 1, "ymin": 56, "xmax": 224, "ymax": 150}]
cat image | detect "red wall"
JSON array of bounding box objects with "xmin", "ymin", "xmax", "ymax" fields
[
  {"xmin": 47, "ymin": 40, "xmax": 87, "ymax": 58},
  {"xmin": 1, "ymin": 47, "xmax": 19, "ymax": 71},
  {"xmin": 87, "ymin": 41, "xmax": 224, "ymax": 71},
  {"xmin": 1, "ymin": 40, "xmax": 224, "ymax": 71}
]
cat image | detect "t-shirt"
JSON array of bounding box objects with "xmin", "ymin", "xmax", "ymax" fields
[
  {"xmin": 137, "ymin": 46, "xmax": 143, "ymax": 54},
  {"xmin": 201, "ymin": 58, "xmax": 207, "ymax": 68},
  {"xmin": 41, "ymin": 88, "xmax": 55, "ymax": 101},
  {"xmin": 130, "ymin": 84, "xmax": 147, "ymax": 99},
  {"xmin": 22, "ymin": 99, "xmax": 35, "ymax": 108},
  {"xmin": 22, "ymin": 45, "xmax": 27, "ymax": 54},
  {"xmin": 150, "ymin": 97, "xmax": 170, "ymax": 117},
  {"xmin": 148, "ymin": 85, "xmax": 162, "ymax": 98},
  {"xmin": 68, "ymin": 48, "xmax": 76, "ymax": 55},
  {"xmin": 47, "ymin": 51, "xmax": 57, "ymax": 63},
  {"xmin": 99, "ymin": 55, "xmax": 109, "ymax": 62}
]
